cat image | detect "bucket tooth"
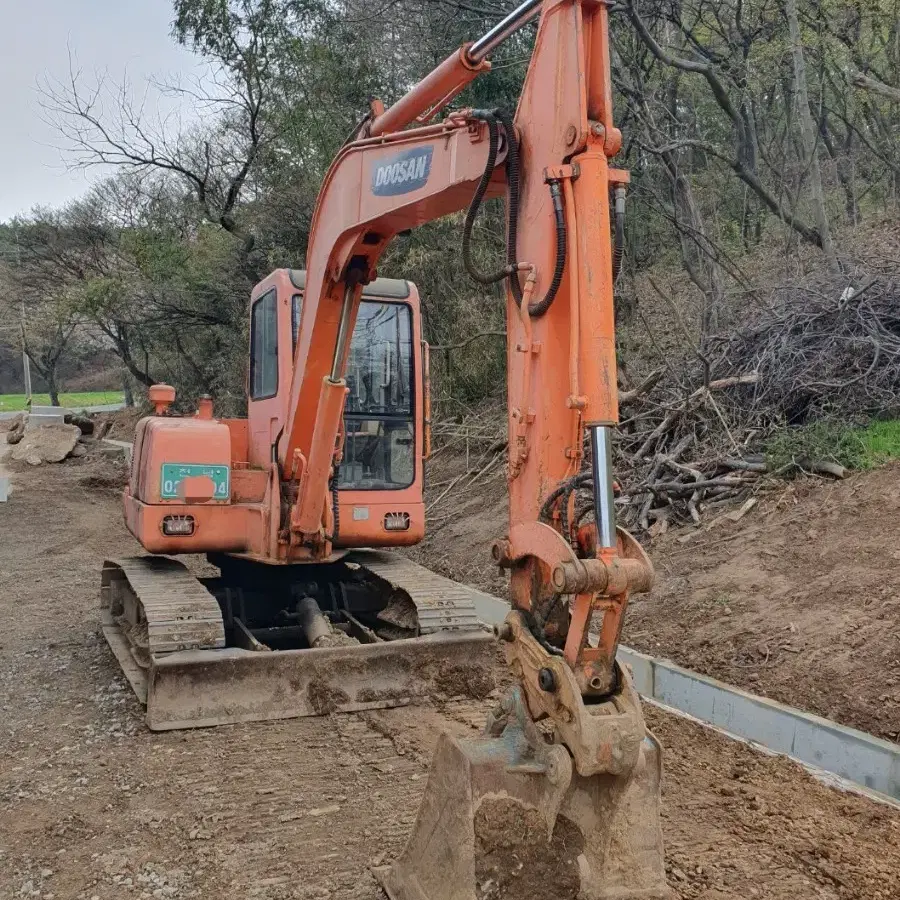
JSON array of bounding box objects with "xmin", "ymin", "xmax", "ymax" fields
[{"xmin": 375, "ymin": 688, "xmax": 671, "ymax": 900}]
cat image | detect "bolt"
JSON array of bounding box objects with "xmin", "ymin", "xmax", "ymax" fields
[
  {"xmin": 538, "ymin": 667, "xmax": 557, "ymax": 693},
  {"xmin": 565, "ymin": 124, "xmax": 578, "ymax": 145}
]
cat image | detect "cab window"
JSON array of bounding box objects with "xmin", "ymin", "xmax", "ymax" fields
[
  {"xmin": 339, "ymin": 302, "xmax": 414, "ymax": 490},
  {"xmin": 250, "ymin": 289, "xmax": 278, "ymax": 399}
]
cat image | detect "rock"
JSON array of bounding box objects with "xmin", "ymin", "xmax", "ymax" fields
[
  {"xmin": 65, "ymin": 414, "xmax": 95, "ymax": 435},
  {"xmin": 10, "ymin": 423, "xmax": 81, "ymax": 465},
  {"xmin": 6, "ymin": 414, "xmax": 26, "ymax": 445},
  {"xmin": 70, "ymin": 444, "xmax": 88, "ymax": 458}
]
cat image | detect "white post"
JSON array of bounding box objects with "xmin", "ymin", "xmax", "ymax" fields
[{"xmin": 20, "ymin": 301, "xmax": 32, "ymax": 403}]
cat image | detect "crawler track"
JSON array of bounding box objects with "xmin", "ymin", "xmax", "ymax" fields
[{"xmin": 99, "ymin": 552, "xmax": 499, "ymax": 730}]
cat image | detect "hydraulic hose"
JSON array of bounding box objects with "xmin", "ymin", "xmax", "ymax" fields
[
  {"xmin": 612, "ymin": 185, "xmax": 626, "ymax": 285},
  {"xmin": 327, "ymin": 465, "xmax": 340, "ymax": 545},
  {"xmin": 462, "ymin": 108, "xmax": 567, "ymax": 318},
  {"xmin": 461, "ymin": 111, "xmax": 508, "ymax": 286}
]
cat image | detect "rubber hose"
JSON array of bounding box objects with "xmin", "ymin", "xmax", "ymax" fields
[
  {"xmin": 461, "ymin": 112, "xmax": 508, "ymax": 285},
  {"xmin": 330, "ymin": 465, "xmax": 340, "ymax": 545},
  {"xmin": 612, "ymin": 188, "xmax": 625, "ymax": 285},
  {"xmin": 492, "ymin": 107, "xmax": 566, "ymax": 318},
  {"xmin": 524, "ymin": 180, "xmax": 567, "ymax": 318},
  {"xmin": 462, "ymin": 108, "xmax": 566, "ymax": 318}
]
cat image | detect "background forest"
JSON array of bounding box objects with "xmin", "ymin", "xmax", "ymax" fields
[{"xmin": 2, "ymin": 0, "xmax": 900, "ymax": 481}]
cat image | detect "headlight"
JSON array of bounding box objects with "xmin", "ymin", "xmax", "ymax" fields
[{"xmin": 383, "ymin": 512, "xmax": 411, "ymax": 531}]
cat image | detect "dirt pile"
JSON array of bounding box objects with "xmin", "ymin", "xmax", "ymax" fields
[
  {"xmin": 475, "ymin": 799, "xmax": 582, "ymax": 899},
  {"xmin": 626, "ymin": 462, "xmax": 900, "ymax": 741}
]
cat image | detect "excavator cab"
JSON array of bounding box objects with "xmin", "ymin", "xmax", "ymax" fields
[
  {"xmin": 253, "ymin": 270, "xmax": 427, "ymax": 549},
  {"xmin": 101, "ymin": 269, "xmax": 497, "ymax": 731}
]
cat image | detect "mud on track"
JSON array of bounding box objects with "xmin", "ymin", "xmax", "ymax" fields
[{"xmin": 0, "ymin": 456, "xmax": 898, "ymax": 900}]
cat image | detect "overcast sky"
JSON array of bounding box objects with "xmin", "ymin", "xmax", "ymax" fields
[{"xmin": 0, "ymin": 1, "xmax": 201, "ymax": 222}]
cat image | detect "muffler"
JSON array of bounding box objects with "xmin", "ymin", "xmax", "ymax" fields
[{"xmin": 375, "ymin": 682, "xmax": 671, "ymax": 900}]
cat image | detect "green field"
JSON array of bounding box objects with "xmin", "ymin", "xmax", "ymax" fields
[{"xmin": 0, "ymin": 391, "xmax": 125, "ymax": 412}]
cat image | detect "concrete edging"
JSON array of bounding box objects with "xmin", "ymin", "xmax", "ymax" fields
[{"xmin": 470, "ymin": 591, "xmax": 900, "ymax": 804}]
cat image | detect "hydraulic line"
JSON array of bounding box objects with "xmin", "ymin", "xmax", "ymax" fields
[
  {"xmin": 462, "ymin": 108, "xmax": 567, "ymax": 318},
  {"xmin": 612, "ymin": 185, "xmax": 626, "ymax": 284},
  {"xmin": 330, "ymin": 465, "xmax": 341, "ymax": 544}
]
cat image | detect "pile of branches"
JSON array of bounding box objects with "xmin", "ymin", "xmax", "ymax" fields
[
  {"xmin": 713, "ymin": 274, "xmax": 900, "ymax": 423},
  {"xmin": 428, "ymin": 273, "xmax": 899, "ymax": 535},
  {"xmin": 613, "ymin": 372, "xmax": 769, "ymax": 534},
  {"xmin": 606, "ymin": 273, "xmax": 900, "ymax": 533}
]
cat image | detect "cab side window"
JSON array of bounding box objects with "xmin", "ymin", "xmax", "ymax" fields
[{"xmin": 250, "ymin": 289, "xmax": 278, "ymax": 399}]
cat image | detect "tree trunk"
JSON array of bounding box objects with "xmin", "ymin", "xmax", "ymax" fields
[
  {"xmin": 786, "ymin": 0, "xmax": 839, "ymax": 271},
  {"xmin": 122, "ymin": 372, "xmax": 135, "ymax": 408},
  {"xmin": 46, "ymin": 368, "xmax": 60, "ymax": 407}
]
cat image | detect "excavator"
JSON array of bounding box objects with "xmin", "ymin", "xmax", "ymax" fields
[
  {"xmin": 102, "ymin": 0, "xmax": 669, "ymax": 894},
  {"xmin": 102, "ymin": 270, "xmax": 501, "ymax": 729}
]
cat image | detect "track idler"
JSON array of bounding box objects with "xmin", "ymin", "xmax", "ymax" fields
[{"xmin": 375, "ymin": 678, "xmax": 671, "ymax": 900}]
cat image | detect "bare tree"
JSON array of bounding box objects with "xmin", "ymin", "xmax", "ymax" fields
[
  {"xmin": 40, "ymin": 7, "xmax": 278, "ymax": 258},
  {"xmin": 785, "ymin": 0, "xmax": 838, "ymax": 271}
]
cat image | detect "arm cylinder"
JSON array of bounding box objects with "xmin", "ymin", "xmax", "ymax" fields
[
  {"xmin": 369, "ymin": 0, "xmax": 545, "ymax": 137},
  {"xmin": 467, "ymin": 0, "xmax": 543, "ymax": 63}
]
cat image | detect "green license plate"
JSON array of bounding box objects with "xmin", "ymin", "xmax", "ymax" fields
[{"xmin": 160, "ymin": 463, "xmax": 230, "ymax": 500}]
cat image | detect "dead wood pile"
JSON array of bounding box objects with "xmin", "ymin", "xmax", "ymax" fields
[{"xmin": 429, "ymin": 274, "xmax": 899, "ymax": 534}]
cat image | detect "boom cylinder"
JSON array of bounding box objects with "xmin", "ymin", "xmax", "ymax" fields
[
  {"xmin": 368, "ymin": 0, "xmax": 544, "ymax": 137},
  {"xmin": 467, "ymin": 0, "xmax": 544, "ymax": 63}
]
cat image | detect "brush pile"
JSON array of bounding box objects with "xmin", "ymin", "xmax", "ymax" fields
[{"xmin": 427, "ymin": 274, "xmax": 900, "ymax": 534}]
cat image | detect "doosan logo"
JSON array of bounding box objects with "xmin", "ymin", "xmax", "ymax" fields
[{"xmin": 372, "ymin": 146, "xmax": 434, "ymax": 196}]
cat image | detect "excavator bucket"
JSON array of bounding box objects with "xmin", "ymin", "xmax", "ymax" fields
[
  {"xmin": 100, "ymin": 551, "xmax": 500, "ymax": 730},
  {"xmin": 375, "ymin": 685, "xmax": 671, "ymax": 900}
]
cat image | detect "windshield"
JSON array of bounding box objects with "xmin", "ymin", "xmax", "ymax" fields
[
  {"xmin": 292, "ymin": 297, "xmax": 413, "ymax": 417},
  {"xmin": 291, "ymin": 296, "xmax": 416, "ymax": 490},
  {"xmin": 345, "ymin": 302, "xmax": 412, "ymax": 416}
]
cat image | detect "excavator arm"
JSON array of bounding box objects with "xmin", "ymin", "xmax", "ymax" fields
[{"xmin": 285, "ymin": 0, "xmax": 646, "ymax": 720}]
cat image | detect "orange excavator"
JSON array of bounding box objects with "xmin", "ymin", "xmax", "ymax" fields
[
  {"xmin": 102, "ymin": 271, "xmax": 501, "ymax": 729},
  {"xmin": 103, "ymin": 0, "xmax": 668, "ymax": 891}
]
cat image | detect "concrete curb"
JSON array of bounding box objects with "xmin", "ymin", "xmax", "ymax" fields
[
  {"xmin": 470, "ymin": 591, "xmax": 900, "ymax": 805},
  {"xmin": 618, "ymin": 646, "xmax": 900, "ymax": 804}
]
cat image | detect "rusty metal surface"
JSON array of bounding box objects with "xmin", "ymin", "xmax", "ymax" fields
[
  {"xmin": 348, "ymin": 550, "xmax": 491, "ymax": 634},
  {"xmin": 145, "ymin": 632, "xmax": 497, "ymax": 730}
]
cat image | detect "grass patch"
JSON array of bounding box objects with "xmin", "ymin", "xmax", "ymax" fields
[
  {"xmin": 766, "ymin": 419, "xmax": 900, "ymax": 471},
  {"xmin": 0, "ymin": 391, "xmax": 125, "ymax": 412}
]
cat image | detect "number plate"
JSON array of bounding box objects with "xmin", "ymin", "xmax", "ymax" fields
[{"xmin": 160, "ymin": 463, "xmax": 230, "ymax": 500}]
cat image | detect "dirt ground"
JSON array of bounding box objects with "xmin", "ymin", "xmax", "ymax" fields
[
  {"xmin": 412, "ymin": 451, "xmax": 900, "ymax": 743},
  {"xmin": 627, "ymin": 464, "xmax": 900, "ymax": 742},
  {"xmin": 1, "ymin": 454, "xmax": 899, "ymax": 900}
]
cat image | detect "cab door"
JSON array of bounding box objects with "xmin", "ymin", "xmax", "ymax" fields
[{"xmin": 247, "ymin": 272, "xmax": 295, "ymax": 470}]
